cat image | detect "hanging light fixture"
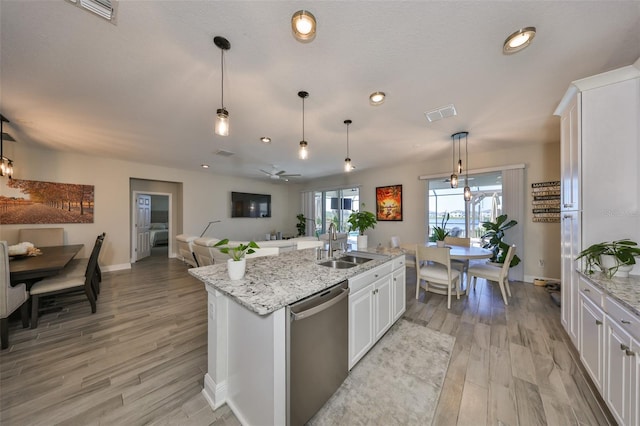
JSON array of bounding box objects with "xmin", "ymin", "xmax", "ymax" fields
[
  {"xmin": 1, "ymin": 114, "xmax": 14, "ymax": 179},
  {"xmin": 298, "ymin": 91, "xmax": 309, "ymax": 160},
  {"xmin": 450, "ymin": 133, "xmax": 459, "ymax": 188},
  {"xmin": 291, "ymin": 10, "xmax": 316, "ymax": 42},
  {"xmin": 214, "ymin": 36, "xmax": 231, "ymax": 136},
  {"xmin": 344, "ymin": 119, "xmax": 353, "ymax": 172},
  {"xmin": 463, "ymin": 132, "xmax": 471, "ymax": 201}
]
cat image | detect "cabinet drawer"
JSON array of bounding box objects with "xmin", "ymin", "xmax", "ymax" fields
[
  {"xmin": 578, "ymin": 275, "xmax": 604, "ymax": 307},
  {"xmin": 349, "ymin": 262, "xmax": 393, "ymax": 294},
  {"xmin": 392, "ymin": 255, "xmax": 406, "ymax": 271},
  {"xmin": 605, "ymin": 296, "xmax": 640, "ymax": 342}
]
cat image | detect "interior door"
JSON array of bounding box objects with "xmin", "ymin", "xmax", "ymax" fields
[{"xmin": 135, "ymin": 194, "xmax": 151, "ymax": 261}]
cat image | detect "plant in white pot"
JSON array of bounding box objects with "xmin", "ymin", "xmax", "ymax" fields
[
  {"xmin": 576, "ymin": 239, "xmax": 640, "ymax": 278},
  {"xmin": 213, "ymin": 239, "xmax": 260, "ymax": 280},
  {"xmin": 347, "ymin": 205, "xmax": 377, "ymax": 249},
  {"xmin": 428, "ymin": 212, "xmax": 450, "ymax": 247}
]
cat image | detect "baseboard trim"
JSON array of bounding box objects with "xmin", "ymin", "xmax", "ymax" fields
[
  {"xmin": 102, "ymin": 263, "xmax": 131, "ymax": 272},
  {"xmin": 202, "ymin": 373, "xmax": 227, "ymax": 410},
  {"xmin": 524, "ymin": 274, "xmax": 560, "ymax": 284}
]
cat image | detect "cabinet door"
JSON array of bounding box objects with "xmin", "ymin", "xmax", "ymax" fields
[
  {"xmin": 631, "ymin": 338, "xmax": 639, "ymax": 426},
  {"xmin": 392, "ymin": 266, "xmax": 406, "ymax": 322},
  {"xmin": 561, "ymin": 210, "xmax": 581, "ymax": 345},
  {"xmin": 580, "ymin": 294, "xmax": 604, "ymax": 391},
  {"xmin": 605, "ymin": 317, "xmax": 633, "ymax": 426},
  {"xmin": 348, "ymin": 285, "xmax": 374, "ymax": 370},
  {"xmin": 560, "ymin": 92, "xmax": 581, "ymax": 211},
  {"xmin": 374, "ymin": 275, "xmax": 393, "ymax": 342}
]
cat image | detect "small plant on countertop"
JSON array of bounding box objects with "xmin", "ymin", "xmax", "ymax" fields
[
  {"xmin": 347, "ymin": 204, "xmax": 377, "ymax": 236},
  {"xmin": 576, "ymin": 239, "xmax": 640, "ymax": 278},
  {"xmin": 213, "ymin": 239, "xmax": 260, "ymax": 261}
]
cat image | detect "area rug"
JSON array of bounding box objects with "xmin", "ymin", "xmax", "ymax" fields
[{"xmin": 309, "ymin": 319, "xmax": 455, "ymax": 426}]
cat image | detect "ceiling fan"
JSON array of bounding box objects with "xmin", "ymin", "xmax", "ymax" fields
[{"xmin": 259, "ymin": 166, "xmax": 301, "ymax": 182}]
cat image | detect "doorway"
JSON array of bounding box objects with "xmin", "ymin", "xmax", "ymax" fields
[{"xmin": 131, "ymin": 191, "xmax": 172, "ymax": 263}]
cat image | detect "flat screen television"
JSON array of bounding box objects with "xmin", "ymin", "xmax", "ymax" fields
[{"xmin": 231, "ymin": 192, "xmax": 271, "ymax": 218}]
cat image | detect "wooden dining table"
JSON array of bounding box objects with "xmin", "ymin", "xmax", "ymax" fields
[{"xmin": 9, "ymin": 244, "xmax": 84, "ymax": 288}]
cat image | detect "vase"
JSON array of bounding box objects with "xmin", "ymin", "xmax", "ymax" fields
[
  {"xmin": 600, "ymin": 255, "xmax": 633, "ymax": 278},
  {"xmin": 436, "ymin": 240, "xmax": 446, "ymax": 248},
  {"xmin": 357, "ymin": 235, "xmax": 368, "ymax": 249},
  {"xmin": 227, "ymin": 258, "xmax": 246, "ymax": 280}
]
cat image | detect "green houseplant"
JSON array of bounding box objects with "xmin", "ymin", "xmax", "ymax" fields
[
  {"xmin": 347, "ymin": 205, "xmax": 377, "ymax": 248},
  {"xmin": 480, "ymin": 214, "xmax": 521, "ymax": 267},
  {"xmin": 576, "ymin": 239, "xmax": 640, "ymax": 278},
  {"xmin": 429, "ymin": 212, "xmax": 450, "ymax": 244},
  {"xmin": 213, "ymin": 239, "xmax": 260, "ymax": 280}
]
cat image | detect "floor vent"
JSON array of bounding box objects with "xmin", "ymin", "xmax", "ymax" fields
[
  {"xmin": 215, "ymin": 149, "xmax": 235, "ymax": 157},
  {"xmin": 424, "ymin": 104, "xmax": 457, "ymax": 123}
]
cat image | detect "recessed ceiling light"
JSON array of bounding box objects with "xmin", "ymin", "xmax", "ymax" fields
[
  {"xmin": 369, "ymin": 91, "xmax": 385, "ymax": 105},
  {"xmin": 503, "ymin": 27, "xmax": 536, "ymax": 54},
  {"xmin": 201, "ymin": 164, "xmax": 210, "ymax": 168},
  {"xmin": 260, "ymin": 137, "xmax": 271, "ymax": 143},
  {"xmin": 291, "ymin": 10, "xmax": 316, "ymax": 42}
]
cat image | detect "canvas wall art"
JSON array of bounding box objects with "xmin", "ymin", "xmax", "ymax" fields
[
  {"xmin": 0, "ymin": 179, "xmax": 94, "ymax": 224},
  {"xmin": 376, "ymin": 184, "xmax": 402, "ymax": 221}
]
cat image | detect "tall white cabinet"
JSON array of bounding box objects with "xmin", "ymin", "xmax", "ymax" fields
[{"xmin": 555, "ymin": 59, "xmax": 640, "ymax": 425}]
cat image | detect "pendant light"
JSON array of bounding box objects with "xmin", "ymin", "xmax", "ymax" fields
[
  {"xmin": 214, "ymin": 36, "xmax": 231, "ymax": 136},
  {"xmin": 298, "ymin": 91, "xmax": 309, "ymax": 160},
  {"xmin": 463, "ymin": 132, "xmax": 471, "ymax": 201},
  {"xmin": 450, "ymin": 133, "xmax": 458, "ymax": 188},
  {"xmin": 344, "ymin": 119, "xmax": 353, "ymax": 172},
  {"xmin": 1, "ymin": 114, "xmax": 14, "ymax": 179}
]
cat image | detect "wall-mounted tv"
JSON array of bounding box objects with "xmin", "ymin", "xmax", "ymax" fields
[{"xmin": 231, "ymin": 192, "xmax": 271, "ymax": 218}]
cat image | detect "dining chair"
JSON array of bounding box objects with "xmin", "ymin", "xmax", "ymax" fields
[
  {"xmin": 64, "ymin": 233, "xmax": 105, "ymax": 297},
  {"xmin": 390, "ymin": 236, "xmax": 416, "ymax": 268},
  {"xmin": 444, "ymin": 236, "xmax": 471, "ymax": 274},
  {"xmin": 415, "ymin": 245, "xmax": 460, "ymax": 309},
  {"xmin": 1, "ymin": 241, "xmax": 30, "ymax": 349},
  {"xmin": 466, "ymin": 245, "xmax": 515, "ymax": 305},
  {"xmin": 29, "ymin": 237, "xmax": 102, "ymax": 329}
]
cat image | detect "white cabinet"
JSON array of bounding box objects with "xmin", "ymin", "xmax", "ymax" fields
[
  {"xmin": 560, "ymin": 90, "xmax": 581, "ymax": 211},
  {"xmin": 579, "ymin": 292, "xmax": 604, "ymax": 391},
  {"xmin": 561, "ymin": 210, "xmax": 581, "ymax": 345},
  {"xmin": 348, "ymin": 256, "xmax": 406, "ymax": 370},
  {"xmin": 604, "ymin": 316, "xmax": 634, "ymax": 426},
  {"xmin": 631, "ymin": 338, "xmax": 639, "ymax": 426}
]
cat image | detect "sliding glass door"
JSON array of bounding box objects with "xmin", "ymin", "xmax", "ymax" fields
[{"xmin": 313, "ymin": 188, "xmax": 359, "ymax": 235}]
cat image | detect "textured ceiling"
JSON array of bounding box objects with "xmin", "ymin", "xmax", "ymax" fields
[{"xmin": 1, "ymin": 1, "xmax": 639, "ymax": 182}]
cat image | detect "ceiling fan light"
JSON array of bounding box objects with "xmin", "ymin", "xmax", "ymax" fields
[
  {"xmin": 503, "ymin": 27, "xmax": 536, "ymax": 54},
  {"xmin": 215, "ymin": 108, "xmax": 229, "ymax": 136},
  {"xmin": 292, "ymin": 10, "xmax": 316, "ymax": 42},
  {"xmin": 299, "ymin": 140, "xmax": 308, "ymax": 160}
]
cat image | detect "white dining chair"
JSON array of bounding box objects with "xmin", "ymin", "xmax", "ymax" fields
[
  {"xmin": 466, "ymin": 245, "xmax": 515, "ymax": 305},
  {"xmin": 1, "ymin": 241, "xmax": 30, "ymax": 349},
  {"xmin": 390, "ymin": 236, "xmax": 416, "ymax": 268},
  {"xmin": 415, "ymin": 245, "xmax": 460, "ymax": 309},
  {"xmin": 444, "ymin": 236, "xmax": 471, "ymax": 274}
]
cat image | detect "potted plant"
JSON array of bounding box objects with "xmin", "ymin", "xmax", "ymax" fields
[
  {"xmin": 576, "ymin": 239, "xmax": 640, "ymax": 278},
  {"xmin": 429, "ymin": 212, "xmax": 450, "ymax": 247},
  {"xmin": 480, "ymin": 214, "xmax": 521, "ymax": 267},
  {"xmin": 213, "ymin": 239, "xmax": 260, "ymax": 280},
  {"xmin": 296, "ymin": 214, "xmax": 308, "ymax": 237},
  {"xmin": 347, "ymin": 204, "xmax": 377, "ymax": 249}
]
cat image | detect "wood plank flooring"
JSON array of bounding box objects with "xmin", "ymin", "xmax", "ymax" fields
[{"xmin": 1, "ymin": 254, "xmax": 614, "ymax": 425}]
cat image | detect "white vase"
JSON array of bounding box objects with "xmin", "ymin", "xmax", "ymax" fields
[
  {"xmin": 357, "ymin": 235, "xmax": 368, "ymax": 249},
  {"xmin": 227, "ymin": 258, "xmax": 246, "ymax": 280},
  {"xmin": 436, "ymin": 240, "xmax": 446, "ymax": 248},
  {"xmin": 600, "ymin": 255, "xmax": 633, "ymax": 278}
]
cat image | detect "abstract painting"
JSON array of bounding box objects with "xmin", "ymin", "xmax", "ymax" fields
[{"xmin": 376, "ymin": 185, "xmax": 402, "ymax": 221}]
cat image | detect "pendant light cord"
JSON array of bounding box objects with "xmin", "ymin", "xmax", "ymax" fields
[
  {"xmin": 220, "ymin": 49, "xmax": 225, "ymax": 109},
  {"xmin": 302, "ymin": 96, "xmax": 305, "ymax": 141},
  {"xmin": 346, "ymin": 122, "xmax": 350, "ymax": 157},
  {"xmin": 465, "ymin": 133, "xmax": 469, "ymax": 183}
]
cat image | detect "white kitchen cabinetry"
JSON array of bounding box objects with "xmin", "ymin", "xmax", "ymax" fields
[
  {"xmin": 348, "ymin": 256, "xmax": 406, "ymax": 370},
  {"xmin": 555, "ymin": 64, "xmax": 640, "ymax": 349},
  {"xmin": 579, "ymin": 276, "xmax": 605, "ymax": 392}
]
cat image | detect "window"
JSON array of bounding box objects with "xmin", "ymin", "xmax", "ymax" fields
[
  {"xmin": 313, "ymin": 188, "xmax": 359, "ymax": 235},
  {"xmin": 427, "ymin": 171, "xmax": 502, "ymax": 242}
]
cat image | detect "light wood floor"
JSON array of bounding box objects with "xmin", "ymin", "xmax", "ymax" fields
[{"xmin": 1, "ymin": 254, "xmax": 613, "ymax": 425}]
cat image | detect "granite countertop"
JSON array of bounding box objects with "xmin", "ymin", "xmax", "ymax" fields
[
  {"xmin": 578, "ymin": 270, "xmax": 640, "ymax": 316},
  {"xmin": 188, "ymin": 247, "xmax": 405, "ymax": 316}
]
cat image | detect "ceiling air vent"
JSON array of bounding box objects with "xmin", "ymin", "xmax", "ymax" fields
[
  {"xmin": 66, "ymin": 0, "xmax": 117, "ymax": 23},
  {"xmin": 424, "ymin": 104, "xmax": 457, "ymax": 123},
  {"xmin": 215, "ymin": 149, "xmax": 235, "ymax": 157}
]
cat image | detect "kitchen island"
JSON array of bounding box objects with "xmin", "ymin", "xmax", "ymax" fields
[{"xmin": 189, "ymin": 247, "xmax": 406, "ymax": 426}]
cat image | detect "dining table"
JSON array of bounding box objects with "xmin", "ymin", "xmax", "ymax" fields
[{"xmin": 9, "ymin": 244, "xmax": 84, "ymax": 288}]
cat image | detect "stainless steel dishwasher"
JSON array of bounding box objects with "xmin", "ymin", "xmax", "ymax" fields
[{"xmin": 286, "ymin": 280, "xmax": 349, "ymax": 426}]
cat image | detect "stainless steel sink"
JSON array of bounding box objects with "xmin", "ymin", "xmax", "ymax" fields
[
  {"xmin": 340, "ymin": 255, "xmax": 373, "ymax": 265},
  {"xmin": 318, "ymin": 260, "xmax": 357, "ymax": 269}
]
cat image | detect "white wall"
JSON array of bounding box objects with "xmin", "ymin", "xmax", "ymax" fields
[
  {"xmin": 0, "ymin": 145, "xmax": 298, "ymax": 269},
  {"xmin": 297, "ymin": 141, "xmax": 562, "ymax": 282}
]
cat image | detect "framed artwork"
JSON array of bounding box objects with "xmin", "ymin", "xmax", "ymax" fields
[
  {"xmin": 0, "ymin": 179, "xmax": 94, "ymax": 224},
  {"xmin": 376, "ymin": 184, "xmax": 402, "ymax": 221}
]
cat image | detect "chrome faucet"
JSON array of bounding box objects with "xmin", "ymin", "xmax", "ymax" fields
[{"xmin": 328, "ymin": 223, "xmax": 337, "ymax": 258}]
